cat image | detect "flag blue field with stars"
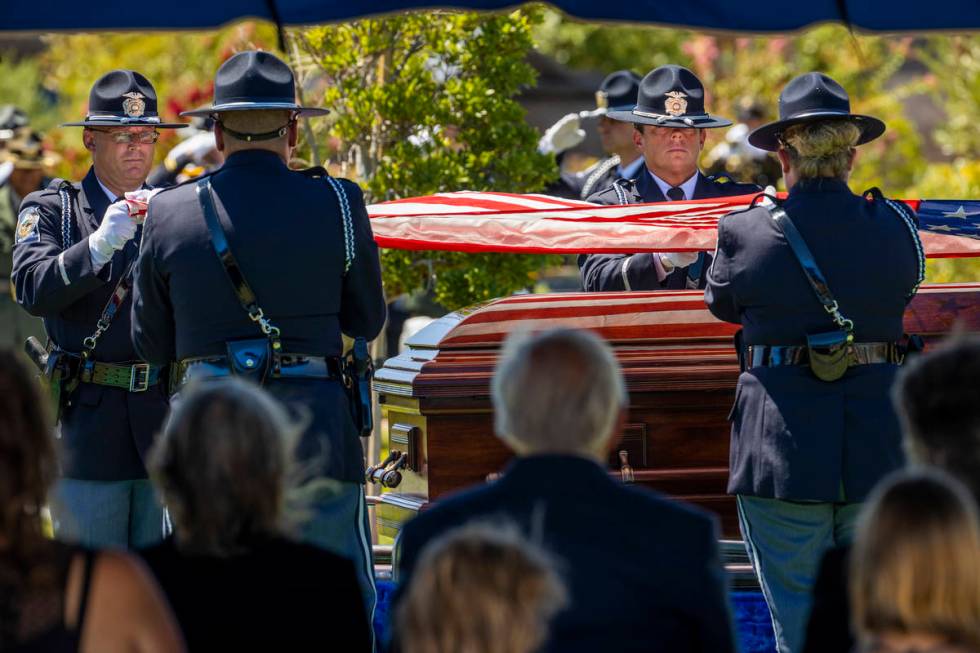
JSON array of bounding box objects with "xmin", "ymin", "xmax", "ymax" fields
[{"xmin": 918, "ymin": 201, "xmax": 980, "ymax": 241}]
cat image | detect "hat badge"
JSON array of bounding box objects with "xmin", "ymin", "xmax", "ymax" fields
[
  {"xmin": 664, "ymin": 91, "xmax": 688, "ymax": 117},
  {"xmin": 595, "ymin": 90, "xmax": 608, "ymax": 110},
  {"xmin": 122, "ymin": 92, "xmax": 146, "ymax": 118}
]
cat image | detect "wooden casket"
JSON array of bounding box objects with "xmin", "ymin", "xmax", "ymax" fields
[{"xmin": 372, "ymin": 283, "xmax": 980, "ymax": 541}]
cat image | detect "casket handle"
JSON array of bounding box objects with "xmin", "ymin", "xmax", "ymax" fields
[
  {"xmin": 367, "ymin": 450, "xmax": 408, "ymax": 488},
  {"xmin": 619, "ymin": 450, "xmax": 635, "ymax": 484}
]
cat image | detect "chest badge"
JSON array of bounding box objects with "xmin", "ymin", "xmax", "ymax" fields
[
  {"xmin": 122, "ymin": 92, "xmax": 146, "ymax": 118},
  {"xmin": 15, "ymin": 207, "xmax": 41, "ymax": 244},
  {"xmin": 664, "ymin": 91, "xmax": 688, "ymax": 117}
]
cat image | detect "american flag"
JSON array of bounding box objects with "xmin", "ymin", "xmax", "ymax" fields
[{"xmin": 367, "ymin": 192, "xmax": 980, "ymax": 258}]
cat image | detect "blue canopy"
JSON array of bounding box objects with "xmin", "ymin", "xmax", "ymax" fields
[{"xmin": 1, "ymin": 0, "xmax": 977, "ymax": 33}]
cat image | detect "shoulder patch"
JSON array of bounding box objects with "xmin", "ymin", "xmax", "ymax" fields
[{"xmin": 15, "ymin": 206, "xmax": 41, "ymax": 244}]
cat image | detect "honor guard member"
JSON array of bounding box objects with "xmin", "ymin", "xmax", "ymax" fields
[
  {"xmin": 578, "ymin": 65, "xmax": 759, "ymax": 292},
  {"xmin": 11, "ymin": 72, "xmax": 186, "ymax": 549},
  {"xmin": 541, "ymin": 71, "xmax": 644, "ymax": 200},
  {"xmin": 705, "ymin": 73, "xmax": 925, "ymax": 653},
  {"xmin": 131, "ymin": 51, "xmax": 386, "ymax": 626}
]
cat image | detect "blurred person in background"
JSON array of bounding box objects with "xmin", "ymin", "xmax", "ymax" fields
[
  {"xmin": 540, "ymin": 70, "xmax": 644, "ymax": 200},
  {"xmin": 0, "ymin": 107, "xmax": 51, "ymax": 349},
  {"xmin": 396, "ymin": 522, "xmax": 567, "ymax": 653},
  {"xmin": 849, "ymin": 469, "xmax": 980, "ymax": 653},
  {"xmin": 146, "ymin": 117, "xmax": 222, "ymax": 187},
  {"xmin": 140, "ymin": 377, "xmax": 371, "ymax": 651},
  {"xmin": 703, "ymin": 97, "xmax": 782, "ymax": 188},
  {"xmin": 394, "ymin": 327, "xmax": 737, "ymax": 653},
  {"xmin": 0, "ymin": 348, "xmax": 183, "ymax": 652},
  {"xmin": 804, "ymin": 336, "xmax": 980, "ymax": 653}
]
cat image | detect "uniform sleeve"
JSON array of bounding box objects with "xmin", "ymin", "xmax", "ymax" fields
[
  {"xmin": 704, "ymin": 213, "xmax": 741, "ymax": 324},
  {"xmin": 11, "ymin": 193, "xmax": 109, "ymax": 317},
  {"xmin": 131, "ymin": 208, "xmax": 176, "ymax": 365},
  {"xmin": 339, "ymin": 180, "xmax": 386, "ymax": 340},
  {"xmin": 578, "ymin": 252, "xmax": 667, "ymax": 291}
]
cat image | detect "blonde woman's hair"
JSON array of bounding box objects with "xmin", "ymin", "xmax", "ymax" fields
[
  {"xmin": 396, "ymin": 522, "xmax": 568, "ymax": 653},
  {"xmin": 780, "ymin": 119, "xmax": 861, "ymax": 180},
  {"xmin": 850, "ymin": 469, "xmax": 980, "ymax": 651}
]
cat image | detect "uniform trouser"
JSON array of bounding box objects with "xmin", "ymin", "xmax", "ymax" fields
[
  {"xmin": 299, "ymin": 480, "xmax": 377, "ymax": 649},
  {"xmin": 49, "ymin": 478, "xmax": 167, "ymax": 550},
  {"xmin": 736, "ymin": 495, "xmax": 861, "ymax": 653}
]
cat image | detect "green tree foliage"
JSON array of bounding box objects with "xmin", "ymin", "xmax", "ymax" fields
[
  {"xmin": 0, "ymin": 54, "xmax": 60, "ymax": 132},
  {"xmin": 291, "ymin": 9, "xmax": 560, "ymax": 309}
]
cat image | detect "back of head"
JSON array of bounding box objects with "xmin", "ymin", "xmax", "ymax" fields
[
  {"xmin": 149, "ymin": 378, "xmax": 298, "ymax": 555},
  {"xmin": 491, "ymin": 328, "xmax": 626, "ymax": 457},
  {"xmin": 396, "ymin": 522, "xmax": 567, "ymax": 653},
  {"xmin": 217, "ymin": 109, "xmax": 293, "ymax": 154},
  {"xmin": 780, "ymin": 119, "xmax": 860, "ymax": 180},
  {"xmin": 850, "ymin": 469, "xmax": 980, "ymax": 650},
  {"xmin": 0, "ymin": 349, "xmax": 55, "ymax": 559},
  {"xmin": 893, "ymin": 336, "xmax": 980, "ymax": 504}
]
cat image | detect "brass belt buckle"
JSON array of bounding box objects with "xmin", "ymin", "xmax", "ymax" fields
[{"xmin": 129, "ymin": 363, "xmax": 152, "ymax": 392}]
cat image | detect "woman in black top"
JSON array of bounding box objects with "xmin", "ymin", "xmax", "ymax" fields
[
  {"xmin": 140, "ymin": 378, "xmax": 372, "ymax": 652},
  {"xmin": 0, "ymin": 349, "xmax": 182, "ymax": 652}
]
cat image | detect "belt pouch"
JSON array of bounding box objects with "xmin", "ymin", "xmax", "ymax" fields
[
  {"xmin": 225, "ymin": 338, "xmax": 272, "ymax": 384},
  {"xmin": 806, "ymin": 330, "xmax": 852, "ymax": 382}
]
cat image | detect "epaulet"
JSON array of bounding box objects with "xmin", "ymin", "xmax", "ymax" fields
[
  {"xmin": 707, "ymin": 174, "xmax": 760, "ymax": 192},
  {"xmin": 298, "ymin": 165, "xmax": 330, "ymax": 179}
]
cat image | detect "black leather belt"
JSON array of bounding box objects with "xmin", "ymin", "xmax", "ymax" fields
[
  {"xmin": 746, "ymin": 342, "xmax": 902, "ymax": 369},
  {"xmin": 177, "ymin": 354, "xmax": 343, "ymax": 385}
]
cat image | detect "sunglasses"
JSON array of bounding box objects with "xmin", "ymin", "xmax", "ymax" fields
[{"xmin": 88, "ymin": 128, "xmax": 160, "ymax": 145}]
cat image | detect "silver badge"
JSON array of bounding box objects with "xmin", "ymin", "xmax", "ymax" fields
[
  {"xmin": 15, "ymin": 207, "xmax": 41, "ymax": 244},
  {"xmin": 122, "ymin": 92, "xmax": 146, "ymax": 118},
  {"xmin": 664, "ymin": 91, "xmax": 688, "ymax": 117}
]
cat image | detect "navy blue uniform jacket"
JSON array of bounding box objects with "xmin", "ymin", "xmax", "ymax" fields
[
  {"xmin": 12, "ymin": 168, "xmax": 166, "ymax": 480},
  {"xmin": 132, "ymin": 150, "xmax": 386, "ymax": 483},
  {"xmin": 579, "ymin": 170, "xmax": 759, "ymax": 291},
  {"xmin": 705, "ymin": 178, "xmax": 922, "ymax": 501},
  {"xmin": 395, "ymin": 455, "xmax": 737, "ymax": 653}
]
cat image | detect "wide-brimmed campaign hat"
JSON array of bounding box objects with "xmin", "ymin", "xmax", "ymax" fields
[
  {"xmin": 63, "ymin": 70, "xmax": 187, "ymax": 129},
  {"xmin": 0, "ymin": 129, "xmax": 60, "ymax": 170},
  {"xmin": 182, "ymin": 51, "xmax": 329, "ymax": 119},
  {"xmin": 607, "ymin": 65, "xmax": 732, "ymax": 129},
  {"xmin": 748, "ymin": 72, "xmax": 885, "ymax": 152},
  {"xmin": 593, "ymin": 70, "xmax": 641, "ymax": 113}
]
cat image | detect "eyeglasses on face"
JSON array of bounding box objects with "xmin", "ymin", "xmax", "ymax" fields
[{"xmin": 88, "ymin": 129, "xmax": 160, "ymax": 145}]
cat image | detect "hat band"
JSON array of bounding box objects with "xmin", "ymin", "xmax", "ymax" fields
[
  {"xmin": 211, "ymin": 101, "xmax": 301, "ymax": 111},
  {"xmin": 632, "ymin": 109, "xmax": 711, "ymax": 126},
  {"xmin": 86, "ymin": 114, "xmax": 162, "ymax": 124}
]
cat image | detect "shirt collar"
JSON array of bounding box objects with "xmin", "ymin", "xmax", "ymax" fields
[
  {"xmin": 647, "ymin": 168, "xmax": 700, "ymax": 200},
  {"xmin": 94, "ymin": 174, "xmax": 118, "ymax": 203},
  {"xmin": 617, "ymin": 156, "xmax": 645, "ymax": 180}
]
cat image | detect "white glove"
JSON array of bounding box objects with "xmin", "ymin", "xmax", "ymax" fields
[
  {"xmin": 659, "ymin": 252, "xmax": 700, "ymax": 272},
  {"xmin": 165, "ymin": 131, "xmax": 217, "ymax": 169},
  {"xmin": 538, "ymin": 113, "xmax": 586, "ymax": 155},
  {"xmin": 89, "ymin": 199, "xmax": 138, "ymax": 269}
]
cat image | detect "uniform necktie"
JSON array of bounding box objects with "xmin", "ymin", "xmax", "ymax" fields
[{"xmin": 667, "ymin": 186, "xmax": 685, "ymax": 201}]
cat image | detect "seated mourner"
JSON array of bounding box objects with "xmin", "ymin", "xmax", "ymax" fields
[
  {"xmin": 139, "ymin": 378, "xmax": 372, "ymax": 651},
  {"xmin": 705, "ymin": 72, "xmax": 925, "ymax": 653},
  {"xmin": 393, "ymin": 327, "xmax": 737, "ymax": 653}
]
